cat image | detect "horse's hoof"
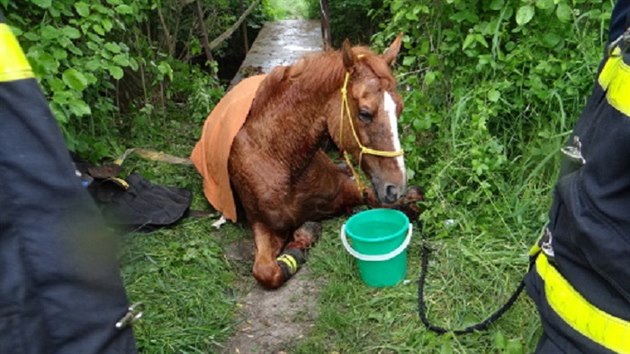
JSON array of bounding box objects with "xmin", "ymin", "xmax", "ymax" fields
[
  {"xmin": 291, "ymin": 221, "xmax": 321, "ymax": 249},
  {"xmin": 404, "ymin": 186, "xmax": 424, "ymax": 202},
  {"xmin": 391, "ymin": 186, "xmax": 424, "ymax": 222},
  {"xmin": 253, "ymin": 262, "xmax": 286, "ymax": 290}
]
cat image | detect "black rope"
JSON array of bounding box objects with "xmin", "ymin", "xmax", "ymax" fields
[{"xmin": 417, "ymin": 242, "xmax": 527, "ymax": 335}]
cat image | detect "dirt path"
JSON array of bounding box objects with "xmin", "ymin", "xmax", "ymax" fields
[
  {"xmin": 219, "ymin": 237, "xmax": 323, "ymax": 354},
  {"xmin": 222, "ymin": 20, "xmax": 324, "ymax": 353}
]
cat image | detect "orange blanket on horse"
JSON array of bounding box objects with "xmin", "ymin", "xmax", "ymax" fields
[{"xmin": 190, "ymin": 75, "xmax": 267, "ymax": 222}]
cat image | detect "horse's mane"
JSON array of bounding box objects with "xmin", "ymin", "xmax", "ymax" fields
[{"xmin": 250, "ymin": 46, "xmax": 396, "ymax": 115}]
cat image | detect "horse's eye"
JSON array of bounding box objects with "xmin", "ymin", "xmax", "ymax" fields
[{"xmin": 358, "ymin": 110, "xmax": 373, "ymax": 123}]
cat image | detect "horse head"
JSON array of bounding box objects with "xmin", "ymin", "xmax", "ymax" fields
[{"xmin": 329, "ymin": 35, "xmax": 406, "ymax": 204}]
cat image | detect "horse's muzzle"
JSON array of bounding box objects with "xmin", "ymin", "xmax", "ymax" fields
[
  {"xmin": 384, "ymin": 184, "xmax": 400, "ymax": 204},
  {"xmin": 373, "ymin": 179, "xmax": 405, "ymax": 205}
]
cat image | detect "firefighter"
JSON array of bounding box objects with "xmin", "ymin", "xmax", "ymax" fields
[
  {"xmin": 525, "ymin": 0, "xmax": 630, "ymax": 352},
  {"xmin": 0, "ymin": 11, "xmax": 137, "ymax": 353}
]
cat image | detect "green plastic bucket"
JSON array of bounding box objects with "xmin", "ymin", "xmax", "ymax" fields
[{"xmin": 341, "ymin": 208, "xmax": 412, "ymax": 287}]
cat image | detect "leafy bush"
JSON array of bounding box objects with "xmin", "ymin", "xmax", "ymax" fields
[
  {"xmin": 372, "ymin": 0, "xmax": 611, "ymax": 257},
  {"xmin": 2, "ymin": 0, "xmax": 259, "ymax": 160}
]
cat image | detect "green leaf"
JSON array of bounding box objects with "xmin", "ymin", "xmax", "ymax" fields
[
  {"xmin": 424, "ymin": 71, "xmax": 436, "ymax": 85},
  {"xmin": 49, "ymin": 6, "xmax": 60, "ymax": 17},
  {"xmin": 61, "ymin": 26, "xmax": 81, "ymax": 39},
  {"xmin": 30, "ymin": 0, "xmax": 51, "ymax": 8},
  {"xmin": 92, "ymin": 24, "xmax": 105, "ymax": 36},
  {"xmin": 104, "ymin": 42, "xmax": 121, "ymax": 53},
  {"xmin": 62, "ymin": 68, "xmax": 88, "ymax": 91},
  {"xmin": 556, "ymin": 3, "xmax": 572, "ymax": 22},
  {"xmin": 48, "ymin": 77, "xmax": 65, "ymax": 92},
  {"xmin": 402, "ymin": 56, "xmax": 416, "ymax": 66},
  {"xmin": 0, "ymin": 0, "xmax": 9, "ymax": 8},
  {"xmin": 10, "ymin": 26, "xmax": 23, "ymax": 36},
  {"xmin": 115, "ymin": 4, "xmax": 133, "ymax": 14},
  {"xmin": 488, "ymin": 90, "xmax": 501, "ymax": 102},
  {"xmin": 112, "ymin": 54, "xmax": 130, "ymax": 67},
  {"xmin": 535, "ymin": 0, "xmax": 554, "ymax": 10},
  {"xmin": 52, "ymin": 48, "xmax": 68, "ymax": 60},
  {"xmin": 129, "ymin": 57, "xmax": 139, "ymax": 71},
  {"xmin": 24, "ymin": 31, "xmax": 39, "ymax": 41},
  {"xmin": 542, "ymin": 32, "xmax": 562, "ymax": 47},
  {"xmin": 489, "ymin": 0, "xmax": 504, "ymax": 11},
  {"xmin": 41, "ymin": 25, "xmax": 58, "ymax": 40},
  {"xmin": 57, "ymin": 36, "xmax": 72, "ymax": 48},
  {"xmin": 108, "ymin": 65, "xmax": 124, "ymax": 80},
  {"xmin": 516, "ymin": 5, "xmax": 535, "ymax": 25},
  {"xmin": 50, "ymin": 103, "xmax": 68, "ymax": 124},
  {"xmin": 74, "ymin": 2, "xmax": 90, "ymax": 17},
  {"xmin": 68, "ymin": 98, "xmax": 91, "ymax": 117},
  {"xmin": 85, "ymin": 59, "xmax": 101, "ymax": 71},
  {"xmin": 102, "ymin": 19, "xmax": 113, "ymax": 32},
  {"xmin": 463, "ymin": 34, "xmax": 475, "ymax": 50}
]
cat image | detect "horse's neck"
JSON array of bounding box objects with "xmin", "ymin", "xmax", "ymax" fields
[{"xmin": 256, "ymin": 81, "xmax": 339, "ymax": 172}]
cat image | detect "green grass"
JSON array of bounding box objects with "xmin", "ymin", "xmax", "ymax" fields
[
  {"xmin": 114, "ymin": 112, "xmax": 244, "ymax": 353},
  {"xmin": 285, "ymin": 193, "xmax": 544, "ymax": 353}
]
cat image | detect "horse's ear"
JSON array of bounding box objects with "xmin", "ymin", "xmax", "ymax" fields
[
  {"xmin": 342, "ymin": 38, "xmax": 354, "ymax": 70},
  {"xmin": 382, "ymin": 33, "xmax": 403, "ymax": 66}
]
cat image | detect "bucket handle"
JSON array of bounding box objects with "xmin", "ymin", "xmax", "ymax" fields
[{"xmin": 340, "ymin": 223, "xmax": 413, "ymax": 261}]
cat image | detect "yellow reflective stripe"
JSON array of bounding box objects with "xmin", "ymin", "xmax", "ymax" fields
[
  {"xmin": 598, "ymin": 47, "xmax": 630, "ymax": 117},
  {"xmin": 535, "ymin": 254, "xmax": 630, "ymax": 353},
  {"xmin": 0, "ymin": 23, "xmax": 34, "ymax": 82},
  {"xmin": 277, "ymin": 254, "xmax": 298, "ymax": 274}
]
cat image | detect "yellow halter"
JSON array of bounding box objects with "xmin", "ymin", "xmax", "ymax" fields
[{"xmin": 338, "ymin": 71, "xmax": 404, "ymax": 193}]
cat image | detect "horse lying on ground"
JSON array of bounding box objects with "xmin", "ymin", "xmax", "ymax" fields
[{"xmin": 193, "ymin": 35, "xmax": 421, "ymax": 289}]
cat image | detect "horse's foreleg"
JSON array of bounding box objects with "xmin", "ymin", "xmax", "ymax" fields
[
  {"xmin": 251, "ymin": 221, "xmax": 322, "ymax": 289},
  {"xmin": 251, "ymin": 222, "xmax": 286, "ymax": 289},
  {"xmin": 274, "ymin": 221, "xmax": 322, "ymax": 282}
]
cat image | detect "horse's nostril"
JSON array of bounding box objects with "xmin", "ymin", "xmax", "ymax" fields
[{"xmin": 385, "ymin": 184, "xmax": 399, "ymax": 203}]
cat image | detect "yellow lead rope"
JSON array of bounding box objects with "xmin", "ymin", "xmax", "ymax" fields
[{"xmin": 338, "ymin": 71, "xmax": 404, "ymax": 194}]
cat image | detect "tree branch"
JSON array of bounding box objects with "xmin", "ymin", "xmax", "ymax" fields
[
  {"xmin": 195, "ymin": 0, "xmax": 214, "ymax": 62},
  {"xmin": 209, "ymin": 0, "xmax": 260, "ymax": 50}
]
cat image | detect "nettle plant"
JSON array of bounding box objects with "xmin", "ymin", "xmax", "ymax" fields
[{"xmin": 373, "ymin": 0, "xmax": 611, "ymax": 230}]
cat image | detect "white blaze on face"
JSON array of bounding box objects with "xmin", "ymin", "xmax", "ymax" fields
[{"xmin": 383, "ymin": 92, "xmax": 405, "ymax": 178}]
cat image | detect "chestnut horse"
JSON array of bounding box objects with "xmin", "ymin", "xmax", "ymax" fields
[{"xmin": 229, "ymin": 35, "xmax": 413, "ymax": 289}]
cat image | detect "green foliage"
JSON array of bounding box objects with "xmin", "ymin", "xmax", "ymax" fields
[
  {"xmin": 373, "ymin": 0, "xmax": 611, "ymax": 237},
  {"xmin": 262, "ymin": 0, "xmax": 319, "ymax": 19},
  {"xmin": 327, "ymin": 0, "xmax": 387, "ymax": 45},
  {"xmin": 3, "ymin": 0, "xmax": 257, "ymax": 160}
]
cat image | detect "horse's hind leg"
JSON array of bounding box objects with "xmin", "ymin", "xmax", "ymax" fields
[
  {"xmin": 286, "ymin": 221, "xmax": 321, "ymax": 250},
  {"xmin": 276, "ymin": 222, "xmax": 322, "ymax": 281}
]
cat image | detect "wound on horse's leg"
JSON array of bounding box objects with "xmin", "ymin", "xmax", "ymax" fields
[{"xmin": 276, "ymin": 222, "xmax": 322, "ymax": 281}]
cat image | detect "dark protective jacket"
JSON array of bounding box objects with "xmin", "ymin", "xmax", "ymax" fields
[
  {"xmin": 525, "ymin": 1, "xmax": 630, "ymax": 353},
  {"xmin": 0, "ymin": 12, "xmax": 137, "ymax": 353}
]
